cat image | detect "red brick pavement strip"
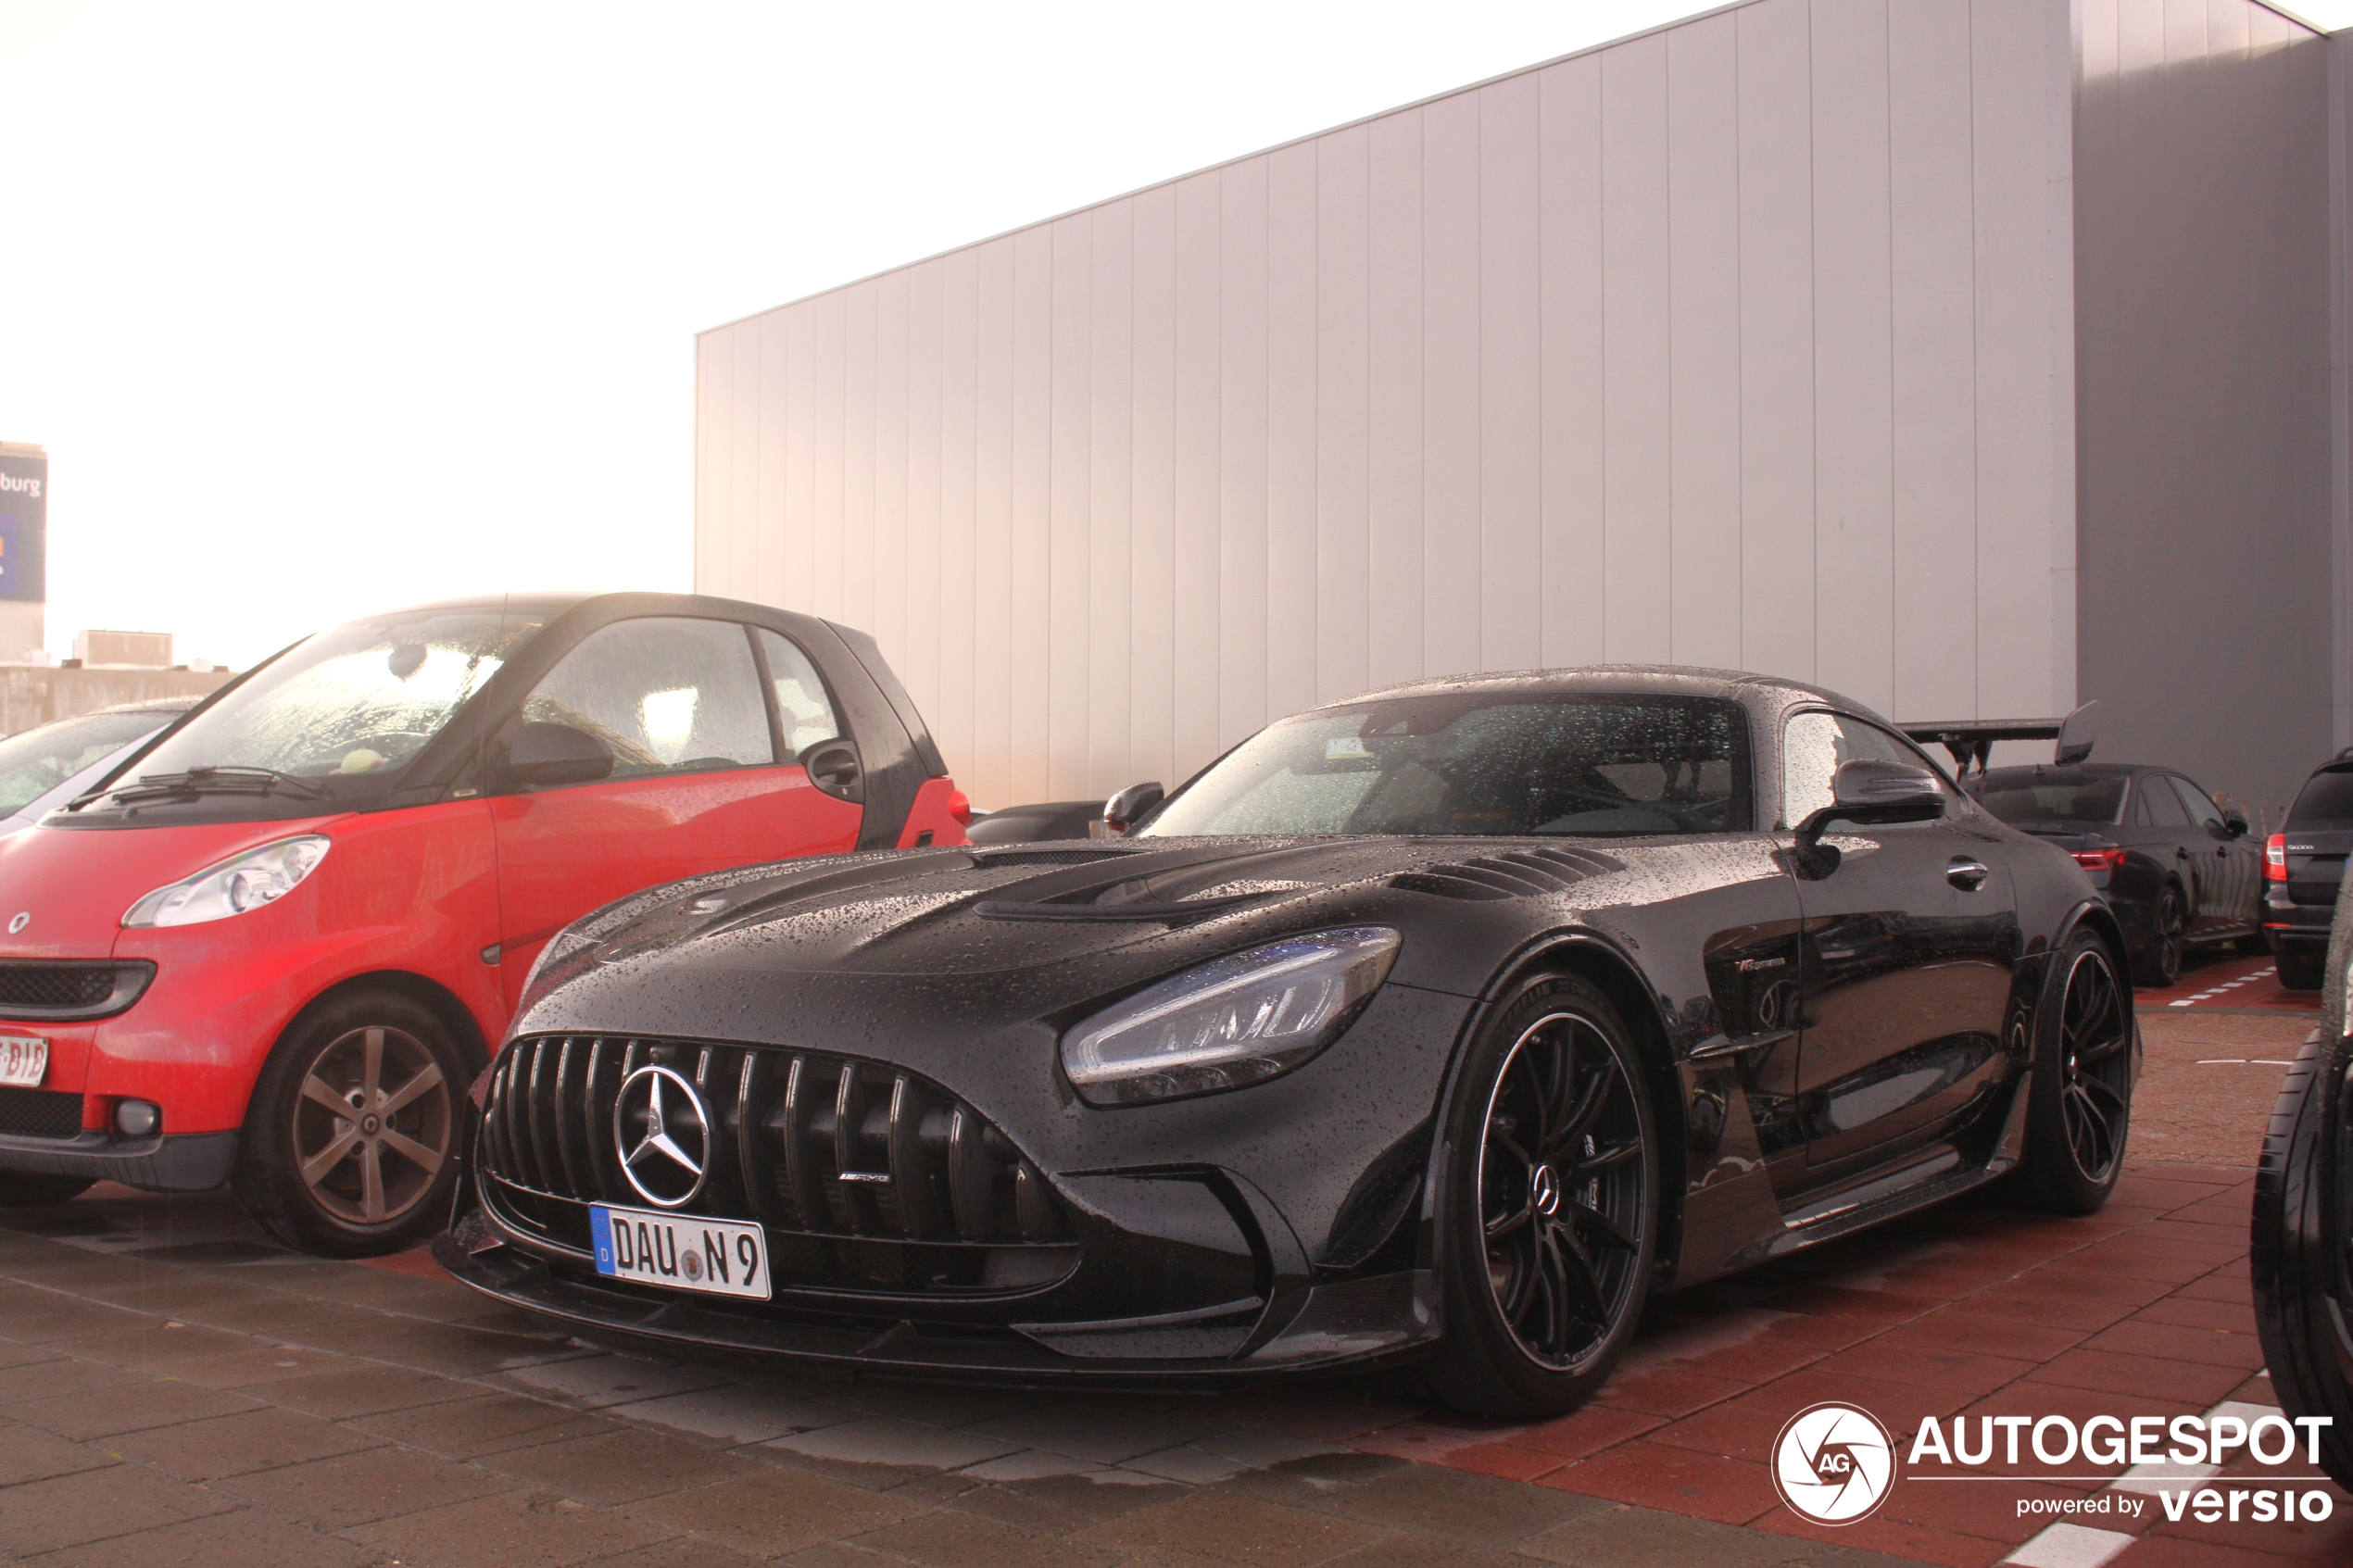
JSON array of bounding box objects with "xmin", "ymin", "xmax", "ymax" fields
[
  {"xmin": 1339, "ymin": 1161, "xmax": 2353, "ymax": 1567},
  {"xmin": 94, "ymin": 1162, "xmax": 2351, "ymax": 1565}
]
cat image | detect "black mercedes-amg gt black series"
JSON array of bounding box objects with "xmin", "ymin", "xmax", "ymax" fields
[{"xmin": 435, "ymin": 667, "xmax": 2138, "ymax": 1416}]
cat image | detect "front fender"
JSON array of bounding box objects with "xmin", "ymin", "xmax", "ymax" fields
[{"xmin": 90, "ymin": 922, "xmax": 504, "ymax": 1133}]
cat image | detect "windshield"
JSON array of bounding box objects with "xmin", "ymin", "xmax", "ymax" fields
[
  {"xmin": 0, "ymin": 709, "xmax": 174, "ymax": 813},
  {"xmin": 1969, "ymin": 773, "xmax": 2126, "ymax": 825},
  {"xmin": 2289, "ymin": 768, "xmax": 2353, "ymax": 828},
  {"xmin": 119, "ymin": 608, "xmax": 542, "ymax": 803},
  {"xmin": 1141, "ymin": 694, "xmax": 1752, "ymax": 838}
]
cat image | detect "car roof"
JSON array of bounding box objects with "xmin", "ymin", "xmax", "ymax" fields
[
  {"xmin": 1332, "ymin": 664, "xmax": 1879, "ymax": 718},
  {"xmin": 356, "ymin": 592, "xmax": 599, "ymax": 619},
  {"xmin": 85, "ymin": 696, "xmax": 200, "ymax": 716},
  {"xmin": 12, "ymin": 697, "xmax": 195, "ymax": 738},
  {"xmin": 348, "ymin": 591, "xmax": 816, "ymax": 626},
  {"xmin": 1973, "ymin": 763, "xmax": 2167, "ymax": 785}
]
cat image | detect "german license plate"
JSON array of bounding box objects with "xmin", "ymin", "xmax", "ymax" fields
[
  {"xmin": 589, "ymin": 1203, "xmax": 771, "ymax": 1300},
  {"xmin": 0, "ymin": 1035, "xmax": 45, "ymax": 1090}
]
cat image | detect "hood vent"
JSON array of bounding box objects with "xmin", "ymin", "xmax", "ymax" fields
[
  {"xmin": 1389, "ymin": 847, "xmax": 1625, "ymax": 901},
  {"xmin": 968, "ymin": 847, "xmax": 1136, "ymax": 867}
]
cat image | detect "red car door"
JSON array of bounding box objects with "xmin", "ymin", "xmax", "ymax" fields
[{"xmin": 490, "ymin": 616, "xmax": 862, "ymax": 1010}]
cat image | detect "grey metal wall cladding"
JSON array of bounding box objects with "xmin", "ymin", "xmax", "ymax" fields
[
  {"xmin": 696, "ymin": 0, "xmax": 2080, "ymax": 809},
  {"xmin": 2074, "ymin": 0, "xmax": 2332, "ymax": 817}
]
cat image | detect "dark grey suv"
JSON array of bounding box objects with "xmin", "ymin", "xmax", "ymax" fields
[{"xmin": 2266, "ymin": 751, "xmax": 2353, "ymax": 989}]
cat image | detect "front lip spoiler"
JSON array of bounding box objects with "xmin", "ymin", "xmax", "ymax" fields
[
  {"xmin": 0, "ymin": 1129, "xmax": 235, "ymax": 1192},
  {"xmin": 430, "ymin": 1228, "xmax": 1439, "ymax": 1390}
]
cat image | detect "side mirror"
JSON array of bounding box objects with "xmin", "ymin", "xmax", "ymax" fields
[
  {"xmin": 1793, "ymin": 759, "xmax": 1945, "ymax": 852},
  {"xmin": 1098, "ymin": 781, "xmax": 1165, "ymax": 838},
  {"xmin": 2054, "ymin": 699, "xmax": 2099, "ymax": 766},
  {"xmin": 799, "ymin": 737, "xmax": 863, "ymax": 804},
  {"xmin": 2223, "ymin": 809, "xmax": 2249, "ymax": 839},
  {"xmin": 506, "ymin": 722, "xmax": 614, "ymax": 789}
]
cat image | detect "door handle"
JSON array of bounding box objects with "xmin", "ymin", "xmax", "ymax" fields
[{"xmin": 1946, "ymin": 858, "xmax": 1990, "ymax": 891}]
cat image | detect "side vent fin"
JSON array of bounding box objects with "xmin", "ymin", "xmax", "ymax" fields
[{"xmin": 1389, "ymin": 847, "xmax": 1625, "ymax": 901}]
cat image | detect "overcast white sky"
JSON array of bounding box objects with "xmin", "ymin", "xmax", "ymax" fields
[{"xmin": 2, "ymin": 1, "xmax": 2344, "ymax": 669}]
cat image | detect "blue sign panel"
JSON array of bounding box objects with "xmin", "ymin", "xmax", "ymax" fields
[{"xmin": 0, "ymin": 452, "xmax": 46, "ymax": 604}]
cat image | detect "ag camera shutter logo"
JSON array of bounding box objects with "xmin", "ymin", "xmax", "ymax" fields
[{"xmin": 1772, "ymin": 1402, "xmax": 1898, "ymax": 1524}]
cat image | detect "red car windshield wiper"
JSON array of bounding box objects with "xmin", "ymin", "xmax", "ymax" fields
[{"xmin": 93, "ymin": 765, "xmax": 330, "ymax": 807}]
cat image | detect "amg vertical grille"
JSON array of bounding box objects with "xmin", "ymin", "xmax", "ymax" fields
[{"xmin": 476, "ymin": 1035, "xmax": 1076, "ymax": 1297}]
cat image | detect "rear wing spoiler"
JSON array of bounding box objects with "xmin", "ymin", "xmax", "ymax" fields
[{"xmin": 1900, "ymin": 700, "xmax": 2098, "ymax": 776}]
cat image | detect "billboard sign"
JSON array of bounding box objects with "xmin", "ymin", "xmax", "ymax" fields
[{"xmin": 0, "ymin": 451, "xmax": 45, "ymax": 604}]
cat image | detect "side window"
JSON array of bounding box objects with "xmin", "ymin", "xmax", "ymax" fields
[
  {"xmin": 2168, "ymin": 775, "xmax": 2225, "ymax": 831},
  {"xmin": 1781, "ymin": 711, "xmax": 1952, "ymax": 827},
  {"xmin": 522, "ymin": 618, "xmax": 774, "ymax": 781},
  {"xmin": 2127, "ymin": 788, "xmax": 2156, "ymax": 828},
  {"xmin": 755, "ymin": 630, "xmax": 844, "ymax": 759},
  {"xmin": 2139, "ymin": 777, "xmax": 2192, "ymax": 828}
]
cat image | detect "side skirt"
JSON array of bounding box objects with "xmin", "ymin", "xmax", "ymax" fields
[{"xmin": 1725, "ymin": 1066, "xmax": 2034, "ymax": 1268}]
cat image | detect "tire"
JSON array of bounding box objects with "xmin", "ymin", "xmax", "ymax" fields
[
  {"xmin": 1424, "ymin": 973, "xmax": 1660, "ymax": 1418},
  {"xmin": 233, "ymin": 987, "xmax": 468, "ymax": 1258},
  {"xmin": 0, "ymin": 1173, "xmax": 94, "ymax": 1208},
  {"xmin": 2279, "ymin": 949, "xmax": 2326, "ymax": 992},
  {"xmin": 2133, "ymin": 886, "xmax": 2184, "ymax": 989},
  {"xmin": 2250, "ymin": 1025, "xmax": 2353, "ymax": 1489},
  {"xmin": 2009, "ymin": 931, "xmax": 2134, "ymax": 1215}
]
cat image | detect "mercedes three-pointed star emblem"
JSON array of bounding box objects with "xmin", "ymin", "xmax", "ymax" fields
[{"xmin": 613, "ymin": 1065, "xmax": 711, "ymax": 1208}]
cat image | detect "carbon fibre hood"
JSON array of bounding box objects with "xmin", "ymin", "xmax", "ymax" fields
[{"xmin": 507, "ymin": 834, "xmax": 1678, "ymax": 1047}]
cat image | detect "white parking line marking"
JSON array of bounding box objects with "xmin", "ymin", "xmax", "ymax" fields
[
  {"xmin": 2002, "ymin": 1523, "xmax": 2135, "ymax": 1568},
  {"xmin": 2169, "ymin": 965, "xmax": 2282, "ymax": 1006},
  {"xmin": 2106, "ymin": 1398, "xmax": 2279, "ymax": 1496},
  {"xmin": 2107, "ymin": 1458, "xmax": 2219, "ymax": 1495}
]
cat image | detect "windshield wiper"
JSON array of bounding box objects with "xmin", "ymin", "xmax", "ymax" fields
[{"xmin": 97, "ymin": 765, "xmax": 329, "ymax": 807}]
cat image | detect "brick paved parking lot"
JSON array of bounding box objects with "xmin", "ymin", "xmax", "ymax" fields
[{"xmin": 0, "ymin": 977, "xmax": 2343, "ymax": 1568}]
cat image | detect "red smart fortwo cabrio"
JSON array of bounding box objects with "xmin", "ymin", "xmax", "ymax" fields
[{"xmin": 0, "ymin": 593, "xmax": 966, "ymax": 1254}]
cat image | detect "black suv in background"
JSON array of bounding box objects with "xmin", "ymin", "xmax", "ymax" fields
[
  {"xmin": 2266, "ymin": 751, "xmax": 2353, "ymax": 988},
  {"xmin": 1967, "ymin": 763, "xmax": 2261, "ymax": 987}
]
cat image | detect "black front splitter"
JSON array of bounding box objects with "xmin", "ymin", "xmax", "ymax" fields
[{"xmin": 430, "ymin": 1231, "xmax": 1438, "ymax": 1394}]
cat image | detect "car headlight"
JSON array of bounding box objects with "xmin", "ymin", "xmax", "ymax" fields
[
  {"xmin": 1061, "ymin": 927, "xmax": 1401, "ymax": 1106},
  {"xmin": 122, "ymin": 835, "xmax": 331, "ymax": 928}
]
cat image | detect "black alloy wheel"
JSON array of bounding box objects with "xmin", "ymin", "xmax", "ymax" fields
[
  {"xmin": 2010, "ymin": 931, "xmax": 2134, "ymax": 1213},
  {"xmin": 1426, "ymin": 973, "xmax": 1658, "ymax": 1417},
  {"xmin": 2057, "ymin": 947, "xmax": 2133, "ymax": 1179},
  {"xmin": 2133, "ymin": 887, "xmax": 2184, "ymax": 989},
  {"xmin": 235, "ymin": 987, "xmax": 471, "ymax": 1257}
]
